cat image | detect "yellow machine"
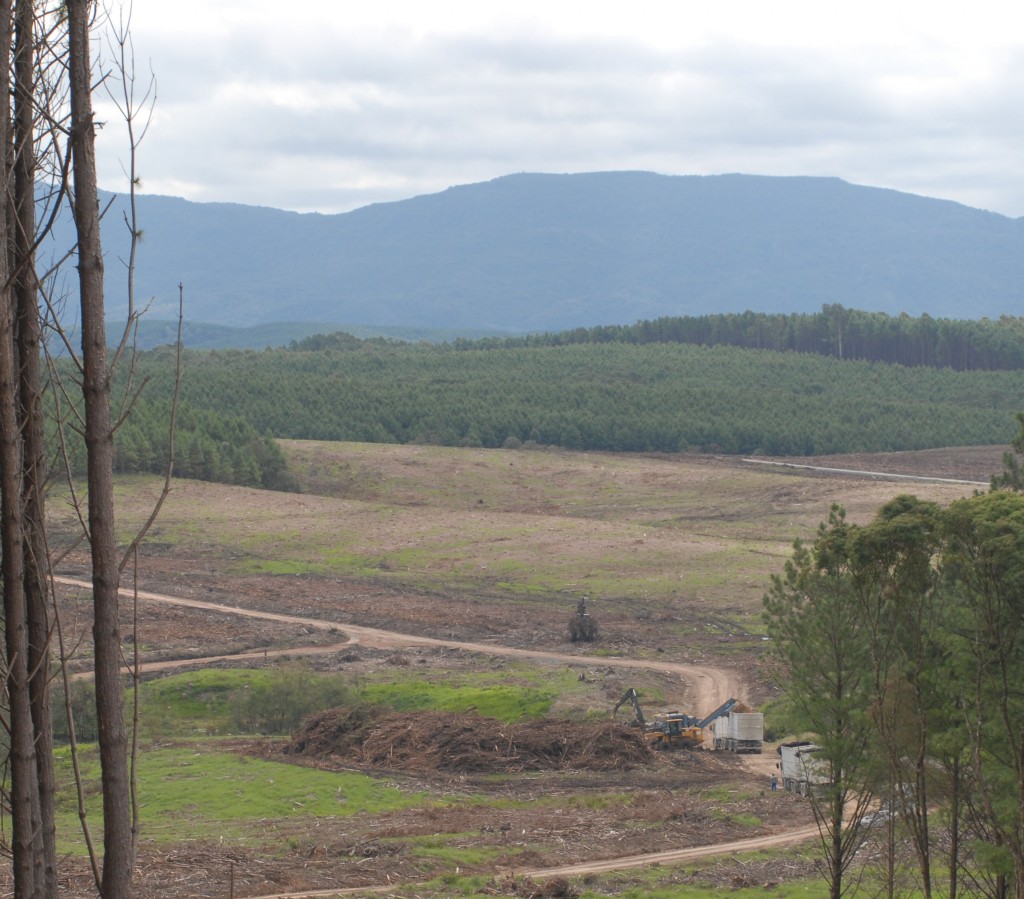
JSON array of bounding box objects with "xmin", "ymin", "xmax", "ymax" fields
[
  {"xmin": 611, "ymin": 689, "xmax": 704, "ymax": 750},
  {"xmin": 645, "ymin": 712, "xmax": 704, "ymax": 750}
]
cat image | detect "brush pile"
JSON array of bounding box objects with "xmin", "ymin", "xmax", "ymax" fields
[{"xmin": 285, "ymin": 707, "xmax": 655, "ymax": 773}]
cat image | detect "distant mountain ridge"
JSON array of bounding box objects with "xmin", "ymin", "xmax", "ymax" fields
[{"xmin": 57, "ymin": 172, "xmax": 1024, "ymax": 337}]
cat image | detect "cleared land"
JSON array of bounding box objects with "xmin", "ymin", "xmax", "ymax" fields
[{"xmin": 38, "ymin": 442, "xmax": 1004, "ymax": 898}]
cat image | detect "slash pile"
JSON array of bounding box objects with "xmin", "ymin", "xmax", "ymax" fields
[{"xmin": 286, "ymin": 707, "xmax": 655, "ymax": 773}]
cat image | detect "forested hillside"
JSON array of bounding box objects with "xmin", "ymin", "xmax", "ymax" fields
[
  {"xmin": 481, "ymin": 307, "xmax": 1024, "ymax": 372},
  {"xmin": 98, "ymin": 336, "xmax": 1022, "ymax": 485},
  {"xmin": 54, "ymin": 388, "xmax": 297, "ymax": 492},
  {"xmin": 51, "ymin": 173, "xmax": 1024, "ymax": 333}
]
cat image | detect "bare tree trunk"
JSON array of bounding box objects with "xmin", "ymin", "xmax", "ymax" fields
[
  {"xmin": 67, "ymin": 0, "xmax": 134, "ymax": 894},
  {"xmin": 14, "ymin": 0, "xmax": 57, "ymax": 890},
  {"xmin": 0, "ymin": 1, "xmax": 50, "ymax": 893},
  {"xmin": 0, "ymin": 222, "xmax": 43, "ymax": 899},
  {"xmin": 948, "ymin": 755, "xmax": 960, "ymax": 899}
]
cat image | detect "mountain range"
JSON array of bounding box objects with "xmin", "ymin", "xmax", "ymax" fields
[{"xmin": 47, "ymin": 172, "xmax": 1024, "ymax": 345}]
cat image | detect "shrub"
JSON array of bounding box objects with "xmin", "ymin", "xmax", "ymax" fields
[{"xmin": 228, "ymin": 665, "xmax": 352, "ymax": 735}]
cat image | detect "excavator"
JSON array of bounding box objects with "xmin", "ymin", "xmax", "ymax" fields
[
  {"xmin": 611, "ymin": 688, "xmax": 705, "ymax": 750},
  {"xmin": 612, "ymin": 688, "xmax": 646, "ymax": 726}
]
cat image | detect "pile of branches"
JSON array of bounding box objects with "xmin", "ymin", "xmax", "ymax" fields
[
  {"xmin": 283, "ymin": 705, "xmax": 375, "ymax": 757},
  {"xmin": 285, "ymin": 708, "xmax": 654, "ymax": 773}
]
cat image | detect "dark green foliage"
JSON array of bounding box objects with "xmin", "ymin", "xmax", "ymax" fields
[
  {"xmin": 51, "ymin": 311, "xmax": 1024, "ymax": 494},
  {"xmin": 764, "ymin": 505, "xmax": 878, "ymax": 899},
  {"xmin": 121, "ymin": 333, "xmax": 1020, "ymax": 459},
  {"xmin": 228, "ymin": 667, "xmax": 352, "ymax": 735},
  {"xmin": 766, "ymin": 489, "xmax": 1024, "ymax": 897},
  {"xmin": 471, "ymin": 307, "xmax": 1024, "ymax": 372},
  {"xmin": 50, "ymin": 367, "xmax": 299, "ymax": 491},
  {"xmin": 114, "ymin": 400, "xmax": 296, "ymax": 490},
  {"xmin": 51, "ymin": 681, "xmax": 99, "ymax": 745},
  {"xmin": 991, "ymin": 411, "xmax": 1024, "ymax": 491}
]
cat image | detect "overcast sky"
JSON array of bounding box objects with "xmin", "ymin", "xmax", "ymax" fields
[{"xmin": 95, "ymin": 1, "xmax": 1024, "ymax": 218}]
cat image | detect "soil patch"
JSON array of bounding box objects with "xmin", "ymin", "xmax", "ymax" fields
[{"xmin": 40, "ymin": 444, "xmax": 980, "ymax": 896}]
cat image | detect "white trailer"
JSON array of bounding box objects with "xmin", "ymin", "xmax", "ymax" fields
[
  {"xmin": 778, "ymin": 741, "xmax": 829, "ymax": 796},
  {"xmin": 711, "ymin": 710, "xmax": 764, "ymax": 753}
]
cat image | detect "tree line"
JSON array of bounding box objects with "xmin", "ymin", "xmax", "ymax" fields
[
  {"xmin": 48, "ymin": 344, "xmax": 297, "ymax": 491},
  {"xmin": 764, "ymin": 462, "xmax": 1024, "ymax": 898},
  {"xmin": 445, "ymin": 305, "xmax": 1024, "ymax": 371},
  {"xmin": 119, "ymin": 337, "xmax": 1022, "ymax": 464},
  {"xmin": 110, "ymin": 400, "xmax": 295, "ymax": 491}
]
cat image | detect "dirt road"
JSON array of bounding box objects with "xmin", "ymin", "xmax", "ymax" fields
[
  {"xmin": 54, "ymin": 576, "xmax": 745, "ymax": 713},
  {"xmin": 245, "ymin": 822, "xmax": 823, "ymax": 898},
  {"xmin": 55, "ymin": 575, "xmax": 811, "ymax": 897}
]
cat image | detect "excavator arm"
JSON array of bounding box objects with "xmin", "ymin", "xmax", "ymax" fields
[{"xmin": 612, "ymin": 688, "xmax": 646, "ymax": 727}]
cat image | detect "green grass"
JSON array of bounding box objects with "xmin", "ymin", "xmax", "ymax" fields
[
  {"xmin": 405, "ymin": 834, "xmax": 511, "ymax": 867},
  {"xmin": 132, "ymin": 664, "xmax": 567, "ymax": 739},
  {"xmin": 245, "ymin": 559, "xmax": 322, "ymax": 575},
  {"xmin": 567, "ymin": 849, "xmax": 829, "ymax": 899},
  {"xmin": 138, "ymin": 668, "xmax": 271, "ymax": 734},
  {"xmin": 99, "ymin": 442, "xmax": 978, "ymax": 611},
  {"xmin": 54, "ymin": 743, "xmax": 425, "ymax": 848},
  {"xmin": 701, "ymin": 786, "xmax": 756, "ymax": 802}
]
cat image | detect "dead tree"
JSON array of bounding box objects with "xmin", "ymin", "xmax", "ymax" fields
[{"xmin": 569, "ymin": 596, "xmax": 599, "ymax": 643}]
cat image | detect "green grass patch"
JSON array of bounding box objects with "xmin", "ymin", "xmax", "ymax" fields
[
  {"xmin": 244, "ymin": 559, "xmax": 319, "ymax": 575},
  {"xmin": 139, "ymin": 668, "xmax": 272, "ymax": 734},
  {"xmin": 567, "ymin": 792, "xmax": 633, "ymax": 810},
  {"xmin": 399, "ymin": 866, "xmax": 831, "ymax": 899},
  {"xmin": 135, "ymin": 666, "xmax": 354, "ymax": 737},
  {"xmin": 405, "ymin": 834, "xmax": 510, "ymax": 867},
  {"xmin": 54, "ymin": 743, "xmax": 424, "ymax": 848},
  {"xmin": 134, "ymin": 665, "xmax": 565, "ymax": 741},
  {"xmin": 496, "ymin": 580, "xmax": 554, "ymax": 595},
  {"xmin": 570, "ymin": 849, "xmax": 830, "ymax": 899}
]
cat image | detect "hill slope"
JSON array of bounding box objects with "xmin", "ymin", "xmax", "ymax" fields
[{"xmin": 55, "ymin": 172, "xmax": 1024, "ymax": 335}]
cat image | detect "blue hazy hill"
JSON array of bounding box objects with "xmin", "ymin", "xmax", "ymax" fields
[{"xmin": 50, "ymin": 172, "xmax": 1024, "ymax": 341}]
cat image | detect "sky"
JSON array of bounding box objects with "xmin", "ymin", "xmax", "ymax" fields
[{"xmin": 94, "ymin": 0, "xmax": 1024, "ymax": 218}]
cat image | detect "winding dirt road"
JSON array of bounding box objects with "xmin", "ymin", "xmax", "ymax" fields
[
  {"xmin": 54, "ymin": 576, "xmax": 744, "ymax": 712},
  {"xmin": 229, "ymin": 824, "xmax": 824, "ymax": 898},
  {"xmin": 54, "ymin": 575, "xmax": 812, "ymax": 897}
]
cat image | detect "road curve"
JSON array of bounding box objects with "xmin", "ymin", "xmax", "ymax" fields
[
  {"xmin": 55, "ymin": 574, "xmax": 811, "ymax": 897},
  {"xmin": 246, "ymin": 824, "xmax": 822, "ymax": 898},
  {"xmin": 54, "ymin": 576, "xmax": 744, "ymax": 711}
]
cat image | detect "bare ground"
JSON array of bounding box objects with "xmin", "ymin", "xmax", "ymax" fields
[{"xmin": 34, "ymin": 444, "xmax": 1006, "ymax": 897}]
